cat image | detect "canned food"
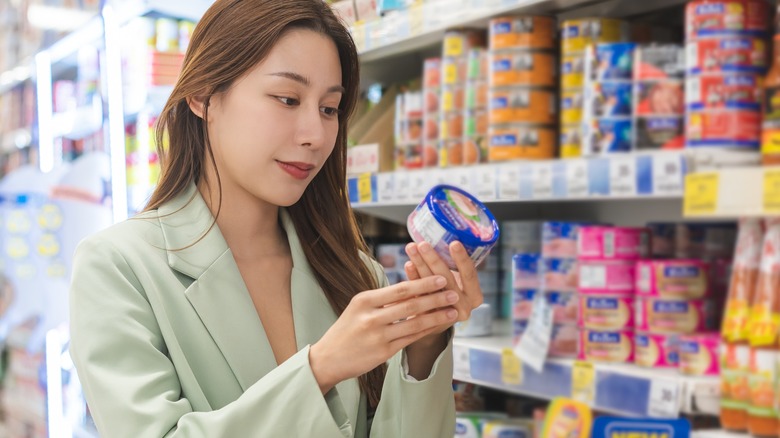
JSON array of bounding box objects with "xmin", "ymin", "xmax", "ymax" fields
[
  {"xmin": 561, "ymin": 54, "xmax": 585, "ymax": 89},
  {"xmin": 560, "ymin": 125, "xmax": 582, "ymax": 158},
  {"xmin": 679, "ymin": 333, "xmax": 720, "ymax": 376},
  {"xmin": 466, "ymin": 48, "xmax": 489, "ymax": 81},
  {"xmin": 585, "ymin": 43, "xmax": 636, "ymax": 81},
  {"xmin": 561, "ymin": 90, "xmax": 584, "ymax": 125},
  {"xmin": 423, "ymin": 141, "xmax": 439, "ymax": 167},
  {"xmin": 685, "ymin": 74, "xmax": 762, "ymax": 110},
  {"xmin": 634, "ymin": 117, "xmax": 685, "ymax": 150},
  {"xmin": 441, "ymin": 86, "xmax": 465, "ymax": 112},
  {"xmin": 424, "ymin": 57, "xmax": 442, "ymax": 88},
  {"xmin": 404, "ymin": 143, "xmax": 424, "ymax": 169},
  {"xmin": 636, "ymin": 259, "xmax": 711, "ymax": 299},
  {"xmin": 490, "ymin": 50, "xmax": 557, "ymax": 87},
  {"xmin": 634, "ymin": 44, "xmax": 685, "ymax": 81},
  {"xmin": 634, "ymin": 81, "xmax": 685, "ymax": 116},
  {"xmin": 442, "ymin": 57, "xmax": 467, "ymax": 86},
  {"xmin": 423, "ymin": 115, "xmax": 438, "ymax": 141},
  {"xmin": 686, "ymin": 109, "xmax": 761, "ymax": 148},
  {"xmin": 686, "ymin": 37, "xmax": 767, "ymax": 74},
  {"xmin": 440, "ymin": 111, "xmax": 463, "ymax": 141},
  {"xmin": 490, "ymin": 88, "xmax": 556, "ymax": 125},
  {"xmin": 561, "ymin": 18, "xmax": 628, "ymax": 54},
  {"xmin": 490, "ymin": 15, "xmax": 556, "ymax": 50},
  {"xmin": 463, "ymin": 135, "xmax": 488, "ymax": 165},
  {"xmin": 465, "ymin": 80, "xmax": 488, "ymax": 110},
  {"xmin": 579, "ymin": 329, "xmax": 635, "ymax": 363},
  {"xmin": 488, "ymin": 124, "xmax": 556, "ymax": 161},
  {"xmin": 586, "ymin": 81, "xmax": 633, "ymax": 117},
  {"xmin": 583, "ymin": 118, "xmax": 634, "ymax": 155},
  {"xmin": 685, "ymin": 0, "xmax": 770, "ymax": 39},
  {"xmin": 579, "ymin": 295, "xmax": 635, "ymax": 331},
  {"xmin": 635, "ymin": 332, "xmax": 681, "ymax": 368},
  {"xmin": 464, "ymin": 109, "xmax": 488, "ymax": 137},
  {"xmin": 443, "ymin": 139, "xmax": 464, "ymax": 166},
  {"xmin": 443, "ymin": 29, "xmax": 486, "ymax": 58}
]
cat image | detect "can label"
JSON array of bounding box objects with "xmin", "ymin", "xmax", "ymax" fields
[
  {"xmin": 490, "ymin": 16, "xmax": 556, "ymax": 50},
  {"xmin": 490, "ymin": 51, "xmax": 557, "ymax": 87},
  {"xmin": 686, "ymin": 0, "xmax": 770, "ymax": 39},
  {"xmin": 562, "ymin": 54, "xmax": 585, "ymax": 89},
  {"xmin": 583, "ymin": 118, "xmax": 634, "ymax": 155},
  {"xmin": 586, "ymin": 82, "xmax": 633, "ymax": 117},
  {"xmin": 685, "ymin": 75, "xmax": 762, "ymax": 111},
  {"xmin": 686, "ymin": 110, "xmax": 761, "ymax": 148},
  {"xmin": 686, "ymin": 38, "xmax": 767, "ymax": 74},
  {"xmin": 490, "ymin": 88, "xmax": 556, "ymax": 124},
  {"xmin": 634, "ymin": 81, "xmax": 685, "ymax": 116}
]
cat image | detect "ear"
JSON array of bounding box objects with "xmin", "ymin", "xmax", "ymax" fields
[{"xmin": 187, "ymin": 95, "xmax": 209, "ymax": 119}]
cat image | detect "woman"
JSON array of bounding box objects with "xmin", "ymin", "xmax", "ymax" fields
[{"xmin": 69, "ymin": 0, "xmax": 484, "ymax": 436}]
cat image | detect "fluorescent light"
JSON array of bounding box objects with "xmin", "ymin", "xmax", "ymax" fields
[{"xmin": 27, "ymin": 5, "xmax": 94, "ymax": 32}]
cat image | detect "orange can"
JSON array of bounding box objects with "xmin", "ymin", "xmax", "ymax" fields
[
  {"xmin": 441, "ymin": 86, "xmax": 465, "ymax": 112},
  {"xmin": 490, "ymin": 16, "xmax": 556, "ymax": 50},
  {"xmin": 490, "ymin": 50, "xmax": 557, "ymax": 87},
  {"xmin": 488, "ymin": 124, "xmax": 557, "ymax": 161},
  {"xmin": 443, "ymin": 29, "xmax": 486, "ymax": 58},
  {"xmin": 463, "ymin": 135, "xmax": 488, "ymax": 165},
  {"xmin": 442, "ymin": 139, "xmax": 464, "ymax": 167},
  {"xmin": 489, "ymin": 87, "xmax": 556, "ymax": 125},
  {"xmin": 440, "ymin": 111, "xmax": 464, "ymax": 140}
]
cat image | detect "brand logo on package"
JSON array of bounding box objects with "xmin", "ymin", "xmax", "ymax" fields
[
  {"xmin": 654, "ymin": 301, "xmax": 689, "ymax": 313},
  {"xmin": 492, "ymin": 135, "xmax": 517, "ymax": 146},
  {"xmin": 493, "ymin": 21, "xmax": 512, "ymax": 34},
  {"xmin": 492, "ymin": 97, "xmax": 510, "ymax": 108},
  {"xmin": 589, "ymin": 332, "xmax": 621, "ymax": 343},
  {"xmin": 724, "ymin": 76, "xmax": 755, "ymax": 86},
  {"xmin": 679, "ymin": 341, "xmax": 700, "ymax": 354},
  {"xmin": 635, "ymin": 335, "xmax": 649, "ymax": 347},
  {"xmin": 695, "ymin": 3, "xmax": 724, "ymax": 14},
  {"xmin": 493, "ymin": 59, "xmax": 512, "ymax": 72},
  {"xmin": 663, "ymin": 266, "xmax": 700, "ymax": 278},
  {"xmin": 646, "ymin": 118, "xmax": 681, "ymax": 130},
  {"xmin": 587, "ymin": 298, "xmax": 619, "ymax": 309},
  {"xmin": 455, "ymin": 423, "xmax": 467, "ymax": 434},
  {"xmin": 721, "ymin": 39, "xmax": 752, "ymax": 50},
  {"xmin": 564, "ymin": 25, "xmax": 579, "ymax": 38}
]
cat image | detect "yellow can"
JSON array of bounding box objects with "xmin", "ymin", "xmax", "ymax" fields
[
  {"xmin": 560, "ymin": 90, "xmax": 584, "ymax": 125},
  {"xmin": 560, "ymin": 124, "xmax": 582, "ymax": 158},
  {"xmin": 561, "ymin": 18, "xmax": 627, "ymax": 54},
  {"xmin": 561, "ymin": 54, "xmax": 585, "ymax": 89}
]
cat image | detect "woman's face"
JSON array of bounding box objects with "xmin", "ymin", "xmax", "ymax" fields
[{"xmin": 200, "ymin": 28, "xmax": 344, "ymax": 207}]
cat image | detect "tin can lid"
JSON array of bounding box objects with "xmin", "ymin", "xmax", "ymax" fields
[{"xmin": 424, "ymin": 185, "xmax": 500, "ymax": 247}]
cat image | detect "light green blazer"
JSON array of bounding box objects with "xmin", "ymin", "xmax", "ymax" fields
[{"xmin": 69, "ymin": 183, "xmax": 455, "ymax": 437}]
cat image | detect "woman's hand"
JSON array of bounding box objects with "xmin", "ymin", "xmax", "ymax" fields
[{"xmin": 309, "ymin": 275, "xmax": 459, "ymax": 393}]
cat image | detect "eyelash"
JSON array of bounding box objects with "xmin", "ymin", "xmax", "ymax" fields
[{"xmin": 274, "ymin": 96, "xmax": 341, "ymax": 118}]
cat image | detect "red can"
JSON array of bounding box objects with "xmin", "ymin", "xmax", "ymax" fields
[
  {"xmin": 685, "ymin": 74, "xmax": 762, "ymax": 110},
  {"xmin": 686, "ymin": 109, "xmax": 761, "ymax": 148},
  {"xmin": 685, "ymin": 0, "xmax": 770, "ymax": 39},
  {"xmin": 686, "ymin": 37, "xmax": 767, "ymax": 74}
]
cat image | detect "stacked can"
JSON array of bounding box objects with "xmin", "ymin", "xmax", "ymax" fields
[
  {"xmin": 463, "ymin": 48, "xmax": 490, "ymax": 164},
  {"xmin": 582, "ymin": 43, "xmax": 636, "ymax": 156},
  {"xmin": 560, "ymin": 18, "xmax": 629, "ymax": 158},
  {"xmin": 501, "ymin": 221, "xmax": 543, "ymax": 318},
  {"xmin": 487, "ymin": 16, "xmax": 557, "ymax": 162},
  {"xmin": 684, "ymin": 0, "xmax": 771, "ymax": 149},
  {"xmin": 395, "ymin": 90, "xmax": 423, "ymax": 169},
  {"xmin": 577, "ymin": 226, "xmax": 650, "ymax": 363},
  {"xmin": 440, "ymin": 29, "xmax": 486, "ymax": 167},
  {"xmin": 422, "ymin": 58, "xmax": 442, "ymax": 167},
  {"xmin": 633, "ymin": 45, "xmax": 686, "ymax": 150}
]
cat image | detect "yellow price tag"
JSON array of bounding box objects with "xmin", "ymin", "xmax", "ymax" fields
[
  {"xmin": 358, "ymin": 173, "xmax": 372, "ymax": 204},
  {"xmin": 501, "ymin": 349, "xmax": 523, "ymax": 385},
  {"xmin": 571, "ymin": 361, "xmax": 596, "ymax": 404},
  {"xmin": 684, "ymin": 172, "xmax": 719, "ymax": 216},
  {"xmin": 764, "ymin": 170, "xmax": 780, "ymax": 214}
]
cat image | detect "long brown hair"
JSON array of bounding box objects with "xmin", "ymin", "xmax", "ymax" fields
[{"xmin": 144, "ymin": 0, "xmax": 385, "ymax": 407}]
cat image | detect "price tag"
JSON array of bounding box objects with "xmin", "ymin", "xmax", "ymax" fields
[
  {"xmin": 648, "ymin": 379, "xmax": 681, "ymax": 418},
  {"xmin": 513, "ymin": 292, "xmax": 553, "ymax": 373},
  {"xmin": 501, "ymin": 348, "xmax": 523, "ymax": 385},
  {"xmin": 609, "ymin": 157, "xmax": 637, "ymax": 197},
  {"xmin": 532, "ymin": 163, "xmax": 553, "ymax": 199},
  {"xmin": 684, "ymin": 172, "xmax": 720, "ymax": 216},
  {"xmin": 567, "ymin": 160, "xmax": 589, "ymax": 198},
  {"xmin": 571, "ymin": 361, "xmax": 596, "ymax": 404},
  {"xmin": 377, "ymin": 173, "xmax": 394, "ymax": 203},
  {"xmin": 653, "ymin": 154, "xmax": 684, "ymax": 196},
  {"xmin": 763, "ymin": 169, "xmax": 780, "ymax": 214},
  {"xmin": 358, "ymin": 173, "xmax": 373, "ymax": 204},
  {"xmin": 410, "ymin": 171, "xmax": 428, "ymax": 200},
  {"xmin": 453, "ymin": 344, "xmax": 471, "ymax": 381},
  {"xmin": 498, "ymin": 164, "xmax": 521, "ymax": 200},
  {"xmin": 453, "ymin": 168, "xmax": 472, "ymax": 192},
  {"xmin": 428, "ymin": 168, "xmax": 447, "ymax": 187},
  {"xmin": 476, "ymin": 166, "xmax": 498, "ymax": 201},
  {"xmin": 395, "ymin": 172, "xmax": 411, "ymax": 203}
]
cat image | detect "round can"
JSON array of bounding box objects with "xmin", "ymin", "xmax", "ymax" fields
[
  {"xmin": 441, "ymin": 86, "xmax": 465, "ymax": 113},
  {"xmin": 578, "ymin": 259, "xmax": 636, "ymax": 294},
  {"xmin": 634, "ymin": 81, "xmax": 685, "ymax": 116},
  {"xmin": 442, "ymin": 139, "xmax": 463, "ymax": 167},
  {"xmin": 489, "ymin": 87, "xmax": 556, "ymax": 125},
  {"xmin": 685, "ymin": 74, "xmax": 762, "ymax": 111},
  {"xmin": 578, "ymin": 226, "xmax": 651, "ymax": 260},
  {"xmin": 490, "ymin": 50, "xmax": 557, "ymax": 88},
  {"xmin": 423, "ymin": 141, "xmax": 439, "ymax": 167},
  {"xmin": 635, "ymin": 116, "xmax": 686, "ymax": 150},
  {"xmin": 464, "ymin": 108, "xmax": 488, "ymax": 137},
  {"xmin": 585, "ymin": 42, "xmax": 636, "ymax": 81},
  {"xmin": 585, "ymin": 81, "xmax": 633, "ymax": 118},
  {"xmin": 635, "ymin": 332, "xmax": 681, "ymax": 368},
  {"xmin": 582, "ymin": 118, "xmax": 634, "ymax": 155},
  {"xmin": 466, "ymin": 48, "xmax": 489, "ymax": 81},
  {"xmin": 560, "ymin": 124, "xmax": 582, "ymax": 158},
  {"xmin": 561, "ymin": 18, "xmax": 628, "ymax": 54},
  {"xmin": 442, "ymin": 57, "xmax": 467, "ymax": 86},
  {"xmin": 423, "ymin": 115, "xmax": 438, "ymax": 141},
  {"xmin": 679, "ymin": 333, "xmax": 720, "ymax": 375},
  {"xmin": 490, "ymin": 15, "xmax": 556, "ymax": 50},
  {"xmin": 443, "ymin": 29, "xmax": 486, "ymax": 58},
  {"xmin": 440, "ymin": 111, "xmax": 463, "ymax": 141},
  {"xmin": 579, "ymin": 294, "xmax": 635, "ymax": 331},
  {"xmin": 407, "ymin": 185, "xmax": 499, "ymax": 270},
  {"xmin": 465, "ymin": 80, "xmax": 489, "ymax": 110},
  {"xmin": 686, "ymin": 37, "xmax": 767, "ymax": 74},
  {"xmin": 561, "ymin": 90, "xmax": 584, "ymax": 125},
  {"xmin": 635, "ymin": 259, "xmax": 711, "ymax": 299},
  {"xmin": 685, "ymin": 109, "xmax": 761, "ymax": 148},
  {"xmin": 424, "ymin": 57, "xmax": 442, "ymax": 89},
  {"xmin": 685, "ymin": 0, "xmax": 770, "ymax": 39},
  {"xmin": 463, "ymin": 135, "xmax": 487, "ymax": 165},
  {"xmin": 579, "ymin": 329, "xmax": 635, "ymax": 363},
  {"xmin": 635, "ymin": 297, "xmax": 715, "ymax": 333},
  {"xmin": 487, "ymin": 124, "xmax": 557, "ymax": 161},
  {"xmin": 561, "ymin": 54, "xmax": 585, "ymax": 89},
  {"xmin": 634, "ymin": 44, "xmax": 686, "ymax": 81},
  {"xmin": 424, "ymin": 89, "xmax": 440, "ymax": 115}
]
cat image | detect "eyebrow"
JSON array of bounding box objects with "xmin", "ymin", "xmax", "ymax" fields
[{"xmin": 268, "ymin": 71, "xmax": 345, "ymax": 94}]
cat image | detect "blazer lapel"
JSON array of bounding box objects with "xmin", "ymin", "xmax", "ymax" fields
[{"xmin": 158, "ymin": 183, "xmax": 276, "ymax": 391}]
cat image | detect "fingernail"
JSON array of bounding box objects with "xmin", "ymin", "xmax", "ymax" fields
[
  {"xmin": 447, "ymin": 309, "xmax": 458, "ymax": 319},
  {"xmin": 435, "ymin": 276, "xmax": 447, "ymax": 287},
  {"xmin": 446, "ymin": 292, "xmax": 459, "ymax": 303},
  {"xmin": 406, "ymin": 244, "xmax": 417, "ymax": 255}
]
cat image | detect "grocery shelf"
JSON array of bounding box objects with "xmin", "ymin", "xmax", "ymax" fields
[
  {"xmin": 351, "ymin": 149, "xmax": 759, "ymax": 224},
  {"xmin": 0, "ymin": 61, "xmax": 34, "ymax": 95},
  {"xmin": 453, "ymin": 321, "xmax": 720, "ymax": 419},
  {"xmin": 692, "ymin": 432, "xmax": 747, "ymax": 438},
  {"xmin": 0, "ymin": 128, "xmax": 33, "ymax": 152},
  {"xmin": 113, "ymin": 0, "xmax": 213, "ymax": 24},
  {"xmin": 51, "ymin": 99, "xmax": 104, "ymax": 140},
  {"xmin": 684, "ymin": 165, "xmax": 780, "ymax": 219}
]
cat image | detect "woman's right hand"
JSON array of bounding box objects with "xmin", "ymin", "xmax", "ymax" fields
[{"xmin": 309, "ymin": 275, "xmax": 459, "ymax": 393}]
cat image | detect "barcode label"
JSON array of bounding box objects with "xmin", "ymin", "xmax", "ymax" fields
[
  {"xmin": 685, "ymin": 42, "xmax": 697, "ymax": 71},
  {"xmin": 686, "ymin": 77, "xmax": 700, "ymax": 104},
  {"xmin": 579, "ymin": 265, "xmax": 607, "ymax": 288},
  {"xmin": 604, "ymin": 231, "xmax": 615, "ymax": 258},
  {"xmin": 638, "ymin": 265, "xmax": 652, "ymax": 293}
]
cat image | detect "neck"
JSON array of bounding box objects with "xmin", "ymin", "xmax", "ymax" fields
[{"xmin": 197, "ymin": 174, "xmax": 288, "ymax": 261}]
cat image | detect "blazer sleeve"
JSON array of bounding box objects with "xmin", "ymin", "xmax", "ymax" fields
[
  {"xmin": 69, "ymin": 236, "xmax": 352, "ymax": 438},
  {"xmin": 365, "ymin": 259, "xmax": 457, "ymax": 437}
]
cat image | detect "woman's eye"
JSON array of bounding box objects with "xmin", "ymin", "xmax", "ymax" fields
[
  {"xmin": 321, "ymin": 106, "xmax": 340, "ymax": 117},
  {"xmin": 276, "ymin": 96, "xmax": 299, "ymax": 106}
]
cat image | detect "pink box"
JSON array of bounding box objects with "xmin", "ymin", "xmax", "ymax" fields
[
  {"xmin": 679, "ymin": 333, "xmax": 720, "ymax": 376},
  {"xmin": 513, "ymin": 290, "xmax": 578, "ymax": 325},
  {"xmin": 635, "ymin": 298, "xmax": 714, "ymax": 334},
  {"xmin": 578, "ymin": 259, "xmax": 636, "ymax": 294},
  {"xmin": 579, "ymin": 295, "xmax": 634, "ymax": 331},
  {"xmin": 542, "ymin": 258, "xmax": 578, "ymax": 293},
  {"xmin": 634, "ymin": 332, "xmax": 681, "ymax": 368},
  {"xmin": 579, "ymin": 329, "xmax": 634, "ymax": 363},
  {"xmin": 635, "ymin": 259, "xmax": 711, "ymax": 299},
  {"xmin": 578, "ymin": 226, "xmax": 650, "ymax": 260}
]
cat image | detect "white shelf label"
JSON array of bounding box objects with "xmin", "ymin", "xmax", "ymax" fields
[
  {"xmin": 453, "ymin": 168, "xmax": 472, "ymax": 192},
  {"xmin": 513, "ymin": 292, "xmax": 553, "ymax": 373},
  {"xmin": 610, "ymin": 156, "xmax": 637, "ymax": 196},
  {"xmin": 429, "ymin": 168, "xmax": 447, "ymax": 187},
  {"xmin": 567, "ymin": 160, "xmax": 589, "ymax": 198},
  {"xmin": 648, "ymin": 378, "xmax": 681, "ymax": 418},
  {"xmin": 476, "ymin": 166, "xmax": 497, "ymax": 201},
  {"xmin": 532, "ymin": 163, "xmax": 554, "ymax": 199},
  {"xmin": 410, "ymin": 171, "xmax": 429, "ymax": 200},
  {"xmin": 653, "ymin": 154, "xmax": 684, "ymax": 196},
  {"xmin": 498, "ymin": 164, "xmax": 521, "ymax": 200},
  {"xmin": 453, "ymin": 344, "xmax": 471, "ymax": 381},
  {"xmin": 395, "ymin": 172, "xmax": 411, "ymax": 203},
  {"xmin": 377, "ymin": 173, "xmax": 394, "ymax": 203}
]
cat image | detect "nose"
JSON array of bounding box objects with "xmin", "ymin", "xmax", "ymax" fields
[{"xmin": 294, "ymin": 103, "xmax": 328, "ymax": 148}]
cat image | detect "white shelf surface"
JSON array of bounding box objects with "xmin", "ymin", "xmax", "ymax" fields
[
  {"xmin": 453, "ymin": 321, "xmax": 720, "ymax": 419},
  {"xmin": 51, "ymin": 100, "xmax": 104, "ymax": 140},
  {"xmin": 692, "ymin": 431, "xmax": 748, "ymax": 438},
  {"xmin": 684, "ymin": 165, "xmax": 780, "ymax": 219}
]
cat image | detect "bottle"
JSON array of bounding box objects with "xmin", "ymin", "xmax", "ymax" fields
[
  {"xmin": 762, "ymin": 8, "xmax": 780, "ymax": 165},
  {"xmin": 721, "ymin": 219, "xmax": 764, "ymax": 431}
]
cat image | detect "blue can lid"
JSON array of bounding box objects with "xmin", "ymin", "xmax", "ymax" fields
[{"xmin": 424, "ymin": 185, "xmax": 500, "ymax": 248}]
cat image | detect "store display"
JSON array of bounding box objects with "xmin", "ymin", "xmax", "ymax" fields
[
  {"xmin": 635, "ymin": 259, "xmax": 710, "ymax": 299},
  {"xmin": 635, "ymin": 332, "xmax": 681, "ymax": 368},
  {"xmin": 761, "ymin": 6, "xmax": 780, "ymax": 165},
  {"xmin": 579, "ymin": 329, "xmax": 635, "ymax": 363},
  {"xmin": 489, "ymin": 15, "xmax": 556, "ymax": 50},
  {"xmin": 577, "ymin": 226, "xmax": 650, "ymax": 260},
  {"xmin": 635, "ymin": 297, "xmax": 713, "ymax": 333},
  {"xmin": 679, "ymin": 333, "xmax": 720, "ymax": 376},
  {"xmin": 579, "ymin": 295, "xmax": 634, "ymax": 331},
  {"xmin": 685, "ymin": 0, "xmax": 770, "ymax": 39}
]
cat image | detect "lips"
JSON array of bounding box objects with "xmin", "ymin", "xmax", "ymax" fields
[{"xmin": 276, "ymin": 160, "xmax": 315, "ymax": 180}]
